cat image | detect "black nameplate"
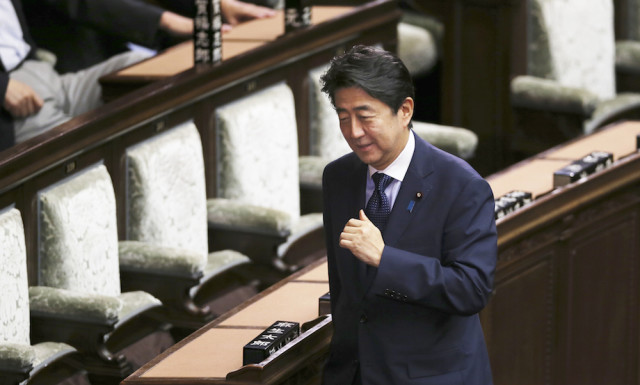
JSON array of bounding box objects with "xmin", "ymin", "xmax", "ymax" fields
[
  {"xmin": 243, "ymin": 321, "xmax": 300, "ymax": 365},
  {"xmin": 319, "ymin": 291, "xmax": 331, "ymax": 316},
  {"xmin": 284, "ymin": 0, "xmax": 311, "ymax": 33},
  {"xmin": 494, "ymin": 190, "xmax": 533, "ymax": 219},
  {"xmin": 193, "ymin": 0, "xmax": 222, "ymax": 64},
  {"xmin": 553, "ymin": 151, "xmax": 613, "ymax": 188}
]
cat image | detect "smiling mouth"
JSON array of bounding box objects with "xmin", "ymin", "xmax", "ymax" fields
[{"xmin": 354, "ymin": 143, "xmax": 373, "ymax": 151}]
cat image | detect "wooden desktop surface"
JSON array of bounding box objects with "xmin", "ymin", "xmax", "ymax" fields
[
  {"xmin": 114, "ymin": 6, "xmax": 352, "ymax": 79},
  {"xmin": 487, "ymin": 121, "xmax": 640, "ymax": 199},
  {"xmin": 126, "ymin": 259, "xmax": 329, "ymax": 382}
]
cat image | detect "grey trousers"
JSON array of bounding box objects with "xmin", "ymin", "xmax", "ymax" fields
[{"xmin": 10, "ymin": 50, "xmax": 151, "ymax": 143}]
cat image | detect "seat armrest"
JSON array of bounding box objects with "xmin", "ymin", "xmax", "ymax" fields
[
  {"xmin": 412, "ymin": 122, "xmax": 478, "ymax": 159},
  {"xmin": 29, "ymin": 286, "xmax": 120, "ymax": 325},
  {"xmin": 299, "ymin": 156, "xmax": 327, "ymax": 189},
  {"xmin": 118, "ymin": 241, "xmax": 207, "ymax": 326},
  {"xmin": 208, "ymin": 199, "xmax": 290, "ymax": 268},
  {"xmin": 585, "ymin": 93, "xmax": 640, "ymax": 134},
  {"xmin": 278, "ymin": 214, "xmax": 325, "ymax": 271},
  {"xmin": 207, "ymin": 198, "xmax": 292, "ymax": 237},
  {"xmin": 0, "ymin": 343, "xmax": 34, "ymax": 375},
  {"xmin": 616, "ymin": 41, "xmax": 640, "ymax": 74},
  {"xmin": 616, "ymin": 41, "xmax": 640, "ymax": 93},
  {"xmin": 511, "ymin": 75, "xmax": 598, "ymax": 116},
  {"xmin": 119, "ymin": 241, "xmax": 205, "ymax": 277},
  {"xmin": 28, "ymin": 288, "xmax": 119, "ymax": 362}
]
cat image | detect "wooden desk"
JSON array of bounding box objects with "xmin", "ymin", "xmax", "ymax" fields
[
  {"xmin": 487, "ymin": 121, "xmax": 640, "ymax": 199},
  {"xmin": 482, "ymin": 121, "xmax": 640, "ymax": 385},
  {"xmin": 112, "ymin": 40, "xmax": 264, "ymax": 79},
  {"xmin": 123, "ymin": 259, "xmax": 330, "ymax": 384},
  {"xmin": 100, "ymin": 6, "xmax": 354, "ymax": 99}
]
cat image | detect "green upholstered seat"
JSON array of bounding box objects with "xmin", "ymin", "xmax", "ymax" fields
[
  {"xmin": 121, "ymin": 121, "xmax": 256, "ymax": 330},
  {"xmin": 0, "ymin": 207, "xmax": 83, "ymax": 385},
  {"xmin": 511, "ymin": 0, "xmax": 640, "ymax": 156},
  {"xmin": 214, "ymin": 82, "xmax": 325, "ymax": 273},
  {"xmin": 36, "ymin": 164, "xmax": 168, "ymax": 382}
]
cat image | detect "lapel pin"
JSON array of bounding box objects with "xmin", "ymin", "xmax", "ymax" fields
[
  {"xmin": 407, "ymin": 200, "xmax": 415, "ymax": 212},
  {"xmin": 407, "ymin": 192, "xmax": 423, "ymax": 213}
]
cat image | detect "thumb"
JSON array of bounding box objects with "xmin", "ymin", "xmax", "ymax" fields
[{"xmin": 359, "ymin": 209, "xmax": 370, "ymax": 222}]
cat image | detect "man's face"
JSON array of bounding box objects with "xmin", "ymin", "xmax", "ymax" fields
[{"xmin": 334, "ymin": 87, "xmax": 413, "ymax": 170}]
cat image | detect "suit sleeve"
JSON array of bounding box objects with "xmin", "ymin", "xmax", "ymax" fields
[
  {"xmin": 322, "ymin": 166, "xmax": 341, "ymax": 318},
  {"xmin": 371, "ymin": 177, "xmax": 497, "ymax": 316},
  {"xmin": 31, "ymin": 0, "xmax": 164, "ymax": 46}
]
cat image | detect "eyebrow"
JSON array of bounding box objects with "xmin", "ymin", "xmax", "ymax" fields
[{"xmin": 336, "ymin": 105, "xmax": 374, "ymax": 114}]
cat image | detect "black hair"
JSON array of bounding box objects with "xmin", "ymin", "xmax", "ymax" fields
[{"xmin": 320, "ymin": 45, "xmax": 415, "ymax": 114}]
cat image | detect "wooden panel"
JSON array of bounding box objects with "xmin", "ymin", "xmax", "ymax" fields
[
  {"xmin": 483, "ymin": 251, "xmax": 556, "ymax": 385},
  {"xmin": 559, "ymin": 203, "xmax": 639, "ymax": 385}
]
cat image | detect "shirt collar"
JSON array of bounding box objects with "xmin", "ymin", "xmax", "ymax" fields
[{"xmin": 368, "ymin": 130, "xmax": 415, "ymax": 182}]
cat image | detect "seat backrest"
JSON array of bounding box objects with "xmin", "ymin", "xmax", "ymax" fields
[
  {"xmin": 308, "ymin": 65, "xmax": 351, "ymax": 161},
  {"xmin": 215, "ymin": 82, "xmax": 301, "ymax": 221},
  {"xmin": 38, "ymin": 164, "xmax": 121, "ymax": 297},
  {"xmin": 124, "ymin": 121, "xmax": 208, "ymax": 261},
  {"xmin": 0, "ymin": 207, "xmax": 30, "ymax": 345},
  {"xmin": 530, "ymin": 0, "xmax": 616, "ymax": 99}
]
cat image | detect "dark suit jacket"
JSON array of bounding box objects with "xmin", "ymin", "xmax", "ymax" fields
[
  {"xmin": 0, "ymin": 0, "xmax": 37, "ymax": 151},
  {"xmin": 23, "ymin": 0, "xmax": 165, "ymax": 73},
  {"xmin": 322, "ymin": 132, "xmax": 497, "ymax": 385}
]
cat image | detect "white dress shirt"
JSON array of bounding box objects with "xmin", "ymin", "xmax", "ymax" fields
[
  {"xmin": 365, "ymin": 131, "xmax": 416, "ymax": 210},
  {"xmin": 0, "ymin": 0, "xmax": 32, "ymax": 71}
]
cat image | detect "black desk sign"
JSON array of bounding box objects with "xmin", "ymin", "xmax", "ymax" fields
[
  {"xmin": 553, "ymin": 151, "xmax": 613, "ymax": 188},
  {"xmin": 494, "ymin": 190, "xmax": 533, "ymax": 219},
  {"xmin": 243, "ymin": 321, "xmax": 300, "ymax": 365},
  {"xmin": 194, "ymin": 0, "xmax": 222, "ymax": 64},
  {"xmin": 285, "ymin": 0, "xmax": 311, "ymax": 33},
  {"xmin": 319, "ymin": 292, "xmax": 331, "ymax": 316}
]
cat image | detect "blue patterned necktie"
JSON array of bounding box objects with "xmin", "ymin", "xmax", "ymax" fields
[{"xmin": 365, "ymin": 172, "xmax": 393, "ymax": 233}]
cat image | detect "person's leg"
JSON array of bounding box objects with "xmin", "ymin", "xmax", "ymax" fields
[
  {"xmin": 60, "ymin": 50, "xmax": 152, "ymax": 117},
  {"xmin": 10, "ymin": 60, "xmax": 70, "ymax": 143}
]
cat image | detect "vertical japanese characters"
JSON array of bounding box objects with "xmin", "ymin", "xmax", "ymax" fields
[{"xmin": 194, "ymin": 0, "xmax": 222, "ymax": 64}]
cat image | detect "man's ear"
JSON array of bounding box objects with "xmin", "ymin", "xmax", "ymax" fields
[{"xmin": 399, "ymin": 97, "xmax": 414, "ymax": 127}]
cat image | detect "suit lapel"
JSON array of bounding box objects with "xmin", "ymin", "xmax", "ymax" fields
[
  {"xmin": 383, "ymin": 133, "xmax": 435, "ymax": 247},
  {"xmin": 342, "ymin": 159, "xmax": 370, "ymax": 293}
]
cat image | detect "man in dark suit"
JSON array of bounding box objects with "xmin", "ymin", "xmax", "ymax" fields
[
  {"xmin": 0, "ymin": 0, "xmax": 149, "ymax": 150},
  {"xmin": 320, "ymin": 45, "xmax": 497, "ymax": 385},
  {"xmin": 23, "ymin": 0, "xmax": 276, "ymax": 74}
]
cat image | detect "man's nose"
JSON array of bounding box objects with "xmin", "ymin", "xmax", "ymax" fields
[{"xmin": 347, "ymin": 118, "xmax": 365, "ymax": 139}]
